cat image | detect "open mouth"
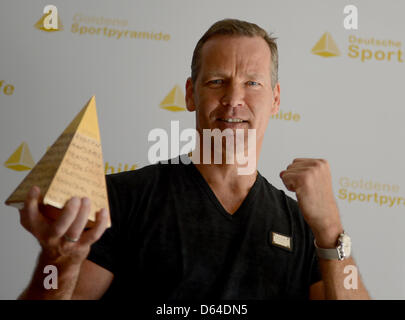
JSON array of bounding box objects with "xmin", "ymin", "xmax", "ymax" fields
[{"xmin": 218, "ymin": 118, "xmax": 248, "ymax": 123}]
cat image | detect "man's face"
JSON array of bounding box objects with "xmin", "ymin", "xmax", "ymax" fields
[{"xmin": 186, "ymin": 35, "xmax": 280, "ymax": 149}]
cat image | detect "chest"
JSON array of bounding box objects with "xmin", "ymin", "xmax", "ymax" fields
[
  {"xmin": 119, "ymin": 180, "xmax": 312, "ymax": 299},
  {"xmin": 124, "ymin": 200, "xmax": 304, "ymax": 299},
  {"xmin": 210, "ymin": 187, "xmax": 248, "ymax": 215}
]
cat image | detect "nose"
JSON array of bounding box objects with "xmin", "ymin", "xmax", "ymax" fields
[{"xmin": 220, "ymin": 82, "xmax": 244, "ymax": 108}]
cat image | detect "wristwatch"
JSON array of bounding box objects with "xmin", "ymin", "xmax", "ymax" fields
[{"xmin": 314, "ymin": 231, "xmax": 351, "ymax": 261}]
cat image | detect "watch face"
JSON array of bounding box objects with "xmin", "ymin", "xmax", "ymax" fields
[{"xmin": 341, "ymin": 234, "xmax": 351, "ymax": 258}]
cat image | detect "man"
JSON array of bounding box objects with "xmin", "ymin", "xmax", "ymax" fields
[{"xmin": 18, "ymin": 19, "xmax": 369, "ymax": 300}]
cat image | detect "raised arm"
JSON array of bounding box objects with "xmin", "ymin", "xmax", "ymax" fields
[{"xmin": 280, "ymin": 158, "xmax": 370, "ymax": 299}]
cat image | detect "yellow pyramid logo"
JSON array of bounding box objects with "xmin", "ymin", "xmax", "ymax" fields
[
  {"xmin": 160, "ymin": 85, "xmax": 186, "ymax": 112},
  {"xmin": 311, "ymin": 32, "xmax": 341, "ymax": 57},
  {"xmin": 4, "ymin": 142, "xmax": 35, "ymax": 171},
  {"xmin": 34, "ymin": 5, "xmax": 63, "ymax": 32},
  {"xmin": 5, "ymin": 96, "xmax": 110, "ymax": 227}
]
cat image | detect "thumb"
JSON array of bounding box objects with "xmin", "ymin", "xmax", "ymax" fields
[{"xmin": 280, "ymin": 172, "xmax": 296, "ymax": 192}]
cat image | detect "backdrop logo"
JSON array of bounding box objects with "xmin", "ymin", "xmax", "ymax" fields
[
  {"xmin": 270, "ymin": 108, "xmax": 301, "ymax": 122},
  {"xmin": 337, "ymin": 177, "xmax": 404, "ymax": 208},
  {"xmin": 4, "ymin": 142, "xmax": 35, "ymax": 171},
  {"xmin": 104, "ymin": 162, "xmax": 137, "ymax": 174},
  {"xmin": 312, "ymin": 32, "xmax": 341, "ymax": 57},
  {"xmin": 160, "ymin": 85, "xmax": 186, "ymax": 112},
  {"xmin": 0, "ymin": 80, "xmax": 15, "ymax": 96},
  {"xmin": 348, "ymin": 35, "xmax": 403, "ymax": 63},
  {"xmin": 34, "ymin": 5, "xmax": 63, "ymax": 32},
  {"xmin": 4, "ymin": 142, "xmax": 137, "ymax": 174},
  {"xmin": 71, "ymin": 13, "xmax": 170, "ymax": 41},
  {"xmin": 313, "ymin": 32, "xmax": 403, "ymax": 63}
]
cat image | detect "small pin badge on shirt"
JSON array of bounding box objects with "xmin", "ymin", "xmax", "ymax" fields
[{"xmin": 271, "ymin": 231, "xmax": 293, "ymax": 251}]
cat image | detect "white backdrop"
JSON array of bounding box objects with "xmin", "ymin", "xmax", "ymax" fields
[{"xmin": 1, "ymin": 0, "xmax": 404, "ymax": 299}]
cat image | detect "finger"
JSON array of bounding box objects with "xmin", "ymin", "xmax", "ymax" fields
[
  {"xmin": 292, "ymin": 158, "xmax": 328, "ymax": 166},
  {"xmin": 292, "ymin": 158, "xmax": 314, "ymax": 163},
  {"xmin": 280, "ymin": 171, "xmax": 296, "ymax": 191},
  {"xmin": 48, "ymin": 197, "xmax": 81, "ymax": 238},
  {"xmin": 19, "ymin": 186, "xmax": 47, "ymax": 232},
  {"xmin": 287, "ymin": 161, "xmax": 320, "ymax": 170},
  {"xmin": 284, "ymin": 166, "xmax": 314, "ymax": 173},
  {"xmin": 20, "ymin": 186, "xmax": 40, "ymax": 225},
  {"xmin": 63, "ymin": 198, "xmax": 92, "ymax": 241},
  {"xmin": 80, "ymin": 208, "xmax": 109, "ymax": 246},
  {"xmin": 280, "ymin": 166, "xmax": 310, "ymax": 177},
  {"xmin": 280, "ymin": 171, "xmax": 306, "ymax": 192}
]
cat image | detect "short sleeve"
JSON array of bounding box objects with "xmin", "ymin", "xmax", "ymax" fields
[{"xmin": 86, "ymin": 175, "xmax": 121, "ymax": 274}]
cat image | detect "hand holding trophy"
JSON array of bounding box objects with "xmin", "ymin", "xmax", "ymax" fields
[{"xmin": 5, "ymin": 96, "xmax": 110, "ymax": 265}]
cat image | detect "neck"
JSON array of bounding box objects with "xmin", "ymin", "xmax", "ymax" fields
[
  {"xmin": 189, "ymin": 139, "xmax": 262, "ymax": 190},
  {"xmin": 194, "ymin": 162, "xmax": 258, "ymax": 190}
]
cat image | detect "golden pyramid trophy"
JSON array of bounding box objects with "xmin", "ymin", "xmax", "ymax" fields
[{"xmin": 5, "ymin": 96, "xmax": 110, "ymax": 227}]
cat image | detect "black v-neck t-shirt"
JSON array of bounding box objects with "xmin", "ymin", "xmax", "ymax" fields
[{"xmin": 87, "ymin": 156, "xmax": 321, "ymax": 300}]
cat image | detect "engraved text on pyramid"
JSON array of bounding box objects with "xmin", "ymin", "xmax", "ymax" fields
[{"xmin": 46, "ymin": 132, "xmax": 107, "ymax": 210}]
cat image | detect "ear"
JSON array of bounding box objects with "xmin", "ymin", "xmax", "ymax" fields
[
  {"xmin": 270, "ymin": 82, "xmax": 280, "ymax": 115},
  {"xmin": 185, "ymin": 77, "xmax": 196, "ymax": 112}
]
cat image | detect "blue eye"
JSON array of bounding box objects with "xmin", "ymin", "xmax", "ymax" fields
[
  {"xmin": 207, "ymin": 79, "xmax": 224, "ymax": 88},
  {"xmin": 210, "ymin": 79, "xmax": 223, "ymax": 85},
  {"xmin": 247, "ymin": 81, "xmax": 259, "ymax": 86}
]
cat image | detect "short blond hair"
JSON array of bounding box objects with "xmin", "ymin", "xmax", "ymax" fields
[{"xmin": 191, "ymin": 18, "xmax": 279, "ymax": 89}]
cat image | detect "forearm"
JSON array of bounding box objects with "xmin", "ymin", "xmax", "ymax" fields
[
  {"xmin": 313, "ymin": 221, "xmax": 370, "ymax": 299},
  {"xmin": 18, "ymin": 251, "xmax": 82, "ymax": 300},
  {"xmin": 319, "ymin": 256, "xmax": 370, "ymax": 299}
]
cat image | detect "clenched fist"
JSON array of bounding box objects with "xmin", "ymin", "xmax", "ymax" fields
[{"xmin": 280, "ymin": 158, "xmax": 343, "ymax": 248}]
